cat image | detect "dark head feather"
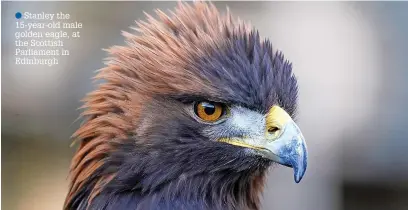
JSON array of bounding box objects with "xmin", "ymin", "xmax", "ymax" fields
[{"xmin": 65, "ymin": 2, "xmax": 297, "ymax": 210}]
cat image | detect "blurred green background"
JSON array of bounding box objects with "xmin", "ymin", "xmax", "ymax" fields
[{"xmin": 2, "ymin": 1, "xmax": 408, "ymax": 210}]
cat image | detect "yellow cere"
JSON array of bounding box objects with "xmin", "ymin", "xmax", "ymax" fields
[
  {"xmin": 266, "ymin": 106, "xmax": 291, "ymax": 128},
  {"xmin": 266, "ymin": 106, "xmax": 292, "ymax": 139}
]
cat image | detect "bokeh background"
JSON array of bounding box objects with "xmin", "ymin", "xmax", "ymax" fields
[{"xmin": 2, "ymin": 1, "xmax": 408, "ymax": 210}]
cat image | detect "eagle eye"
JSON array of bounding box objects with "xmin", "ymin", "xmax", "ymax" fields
[{"xmin": 194, "ymin": 101, "xmax": 226, "ymax": 123}]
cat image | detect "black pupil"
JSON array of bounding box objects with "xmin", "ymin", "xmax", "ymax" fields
[{"xmin": 202, "ymin": 102, "xmax": 216, "ymax": 115}]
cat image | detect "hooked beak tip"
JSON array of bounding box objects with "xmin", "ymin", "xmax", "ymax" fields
[
  {"xmin": 294, "ymin": 162, "xmax": 306, "ymax": 183},
  {"xmin": 295, "ymin": 176, "xmax": 301, "ymax": 183},
  {"xmin": 293, "ymin": 139, "xmax": 307, "ymax": 183}
]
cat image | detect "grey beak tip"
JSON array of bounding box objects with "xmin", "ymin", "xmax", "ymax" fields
[
  {"xmin": 294, "ymin": 170, "xmax": 305, "ymax": 183},
  {"xmin": 294, "ymin": 168, "xmax": 304, "ymax": 183},
  {"xmin": 293, "ymin": 150, "xmax": 307, "ymax": 183},
  {"xmin": 295, "ymin": 177, "xmax": 301, "ymax": 183},
  {"xmin": 294, "ymin": 168, "xmax": 305, "ymax": 183}
]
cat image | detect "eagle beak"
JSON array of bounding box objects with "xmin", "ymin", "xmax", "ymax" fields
[
  {"xmin": 262, "ymin": 106, "xmax": 307, "ymax": 183},
  {"xmin": 219, "ymin": 106, "xmax": 307, "ymax": 183}
]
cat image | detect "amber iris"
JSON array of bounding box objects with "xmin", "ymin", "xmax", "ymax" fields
[{"xmin": 194, "ymin": 101, "xmax": 224, "ymax": 122}]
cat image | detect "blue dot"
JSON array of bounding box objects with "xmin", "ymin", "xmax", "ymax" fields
[{"xmin": 15, "ymin": 12, "xmax": 22, "ymax": 19}]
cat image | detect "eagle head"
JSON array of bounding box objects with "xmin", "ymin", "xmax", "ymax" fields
[{"xmin": 65, "ymin": 2, "xmax": 307, "ymax": 210}]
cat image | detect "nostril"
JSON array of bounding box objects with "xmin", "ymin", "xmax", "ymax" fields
[{"xmin": 268, "ymin": 126, "xmax": 280, "ymax": 133}]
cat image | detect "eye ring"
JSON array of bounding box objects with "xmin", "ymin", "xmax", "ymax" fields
[{"xmin": 193, "ymin": 101, "xmax": 227, "ymax": 123}]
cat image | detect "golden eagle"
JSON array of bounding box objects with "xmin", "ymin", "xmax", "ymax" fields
[{"xmin": 65, "ymin": 2, "xmax": 307, "ymax": 210}]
